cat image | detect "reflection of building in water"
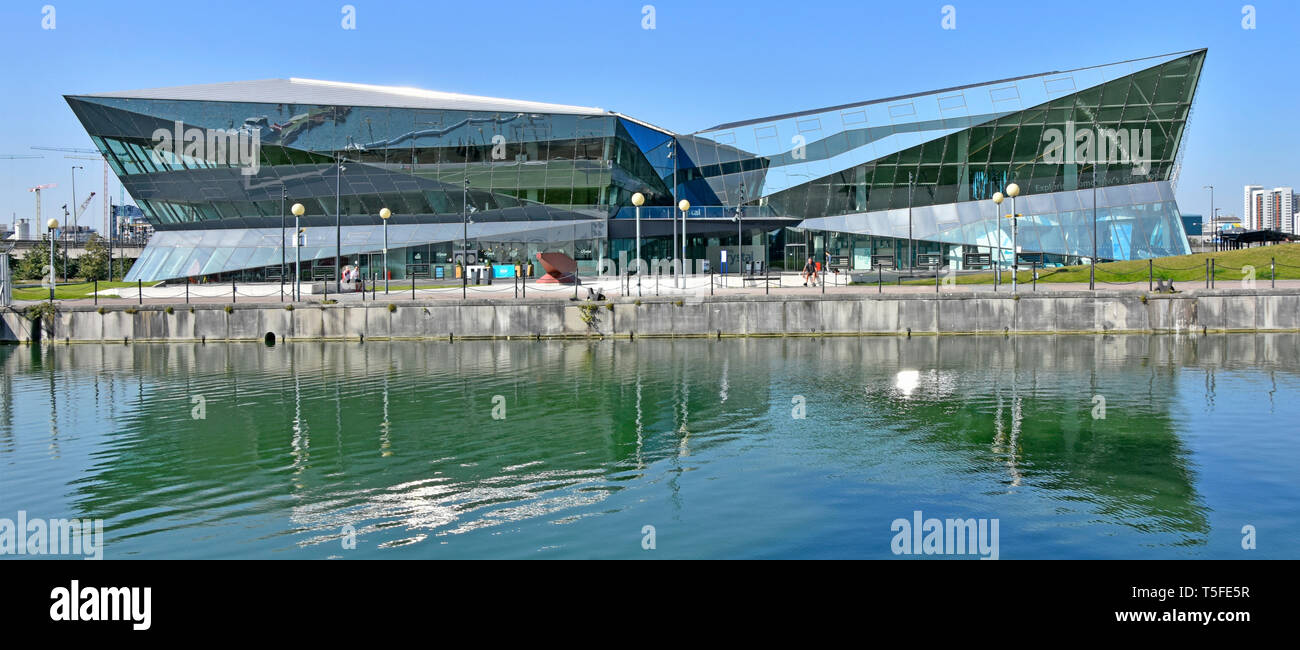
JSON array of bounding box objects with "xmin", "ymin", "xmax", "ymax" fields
[
  {"xmin": 6, "ymin": 334, "xmax": 1299, "ymax": 551},
  {"xmin": 6, "ymin": 339, "xmax": 775, "ymax": 547},
  {"xmin": 837, "ymin": 335, "xmax": 1217, "ymax": 540}
]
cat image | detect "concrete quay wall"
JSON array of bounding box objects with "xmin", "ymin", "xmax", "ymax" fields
[{"xmin": 3, "ymin": 290, "xmax": 1296, "ymax": 343}]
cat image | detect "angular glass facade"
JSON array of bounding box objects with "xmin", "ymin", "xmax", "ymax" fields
[{"xmin": 65, "ymin": 50, "xmax": 1205, "ymax": 281}]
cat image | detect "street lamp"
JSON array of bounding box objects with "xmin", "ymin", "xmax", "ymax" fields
[
  {"xmin": 991, "ymin": 191, "xmax": 1004, "ymax": 289},
  {"xmin": 734, "ymin": 184, "xmax": 746, "ymax": 279},
  {"xmin": 379, "ymin": 208, "xmax": 387, "ymax": 292},
  {"xmin": 68, "ymin": 165, "xmax": 83, "ymax": 281},
  {"xmin": 1091, "ymin": 164, "xmax": 1099, "ymax": 290},
  {"xmin": 678, "ymin": 199, "xmax": 691, "ymax": 288},
  {"xmin": 280, "ymin": 187, "xmax": 287, "ymax": 296},
  {"xmin": 668, "ymin": 140, "xmax": 678, "ymax": 290},
  {"xmin": 1006, "ymin": 182, "xmax": 1021, "ymax": 294},
  {"xmin": 46, "ymin": 218, "xmax": 58, "ymax": 301},
  {"xmin": 462, "ymin": 179, "xmax": 470, "ymax": 300},
  {"xmin": 907, "ymin": 171, "xmax": 915, "ymax": 270},
  {"xmin": 291, "ymin": 203, "xmax": 305, "ymax": 301},
  {"xmin": 1213, "ymin": 207, "xmax": 1222, "ymax": 251},
  {"xmin": 732, "ymin": 209, "xmax": 743, "ymax": 279},
  {"xmin": 631, "ymin": 192, "xmax": 645, "ymax": 296},
  {"xmin": 1203, "ymin": 185, "xmax": 1214, "ymax": 254},
  {"xmin": 334, "ymin": 161, "xmax": 346, "ymax": 288}
]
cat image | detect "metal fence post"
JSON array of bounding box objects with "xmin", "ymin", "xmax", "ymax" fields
[
  {"xmin": 232, "ymin": 278, "xmax": 236, "ymax": 304},
  {"xmin": 1205, "ymin": 259, "xmax": 1210, "ymax": 289},
  {"xmin": 412, "ymin": 275, "xmax": 415, "ymax": 301},
  {"xmin": 185, "ymin": 281, "xmax": 189, "ymax": 304},
  {"xmin": 1033, "ymin": 261, "xmax": 1037, "ymax": 291},
  {"xmin": 1271, "ymin": 257, "xmax": 1275, "ymax": 289},
  {"xmin": 138, "ymin": 279, "xmax": 142, "ymax": 305},
  {"xmin": 878, "ymin": 266, "xmax": 882, "ymax": 293},
  {"xmin": 94, "ymin": 279, "xmax": 98, "ymax": 305},
  {"xmin": 1148, "ymin": 259, "xmax": 1153, "ymax": 292},
  {"xmin": 1211, "ymin": 259, "xmax": 1216, "ymax": 289}
]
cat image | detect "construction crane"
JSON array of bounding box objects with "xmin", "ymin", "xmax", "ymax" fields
[
  {"xmin": 1, "ymin": 154, "xmax": 43, "ymax": 159},
  {"xmin": 20, "ymin": 184, "xmax": 56, "ymax": 243},
  {"xmin": 59, "ymin": 186, "xmax": 98, "ymax": 244},
  {"xmin": 27, "ymin": 184, "xmax": 57, "ymax": 236},
  {"xmin": 34, "ymin": 146, "xmax": 112, "ymax": 238},
  {"xmin": 76, "ymin": 192, "xmax": 97, "ymax": 227}
]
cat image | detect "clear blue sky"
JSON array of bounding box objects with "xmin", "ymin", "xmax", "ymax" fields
[{"xmin": 0, "ymin": 0, "xmax": 1293, "ymax": 228}]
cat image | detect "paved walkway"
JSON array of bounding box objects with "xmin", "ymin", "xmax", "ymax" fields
[{"xmin": 16, "ymin": 274, "xmax": 1300, "ymax": 308}]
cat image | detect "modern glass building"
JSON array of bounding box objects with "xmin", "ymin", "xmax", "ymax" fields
[{"xmin": 65, "ymin": 49, "xmax": 1205, "ymax": 282}]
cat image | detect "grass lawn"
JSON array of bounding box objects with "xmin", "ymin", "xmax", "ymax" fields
[
  {"xmin": 12, "ymin": 281, "xmax": 161, "ymax": 301},
  {"xmin": 900, "ymin": 243, "xmax": 1300, "ymax": 285}
]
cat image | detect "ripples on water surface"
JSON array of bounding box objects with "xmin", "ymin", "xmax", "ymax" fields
[{"xmin": 1, "ymin": 334, "xmax": 1297, "ymax": 559}]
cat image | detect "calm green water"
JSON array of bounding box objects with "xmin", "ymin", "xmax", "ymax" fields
[{"xmin": 2, "ymin": 335, "xmax": 1297, "ymax": 559}]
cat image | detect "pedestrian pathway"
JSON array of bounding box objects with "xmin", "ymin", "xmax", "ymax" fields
[{"xmin": 19, "ymin": 274, "xmax": 1300, "ymax": 308}]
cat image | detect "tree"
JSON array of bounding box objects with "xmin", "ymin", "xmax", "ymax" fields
[
  {"xmin": 78, "ymin": 233, "xmax": 110, "ymax": 280},
  {"xmin": 15, "ymin": 240, "xmax": 68, "ymax": 281}
]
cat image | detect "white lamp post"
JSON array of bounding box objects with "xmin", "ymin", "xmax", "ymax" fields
[
  {"xmin": 991, "ymin": 191, "xmax": 1004, "ymax": 289},
  {"xmin": 1006, "ymin": 182, "xmax": 1021, "ymax": 294},
  {"xmin": 46, "ymin": 218, "xmax": 58, "ymax": 301},
  {"xmin": 291, "ymin": 203, "xmax": 305, "ymax": 301},
  {"xmin": 379, "ymin": 207, "xmax": 391, "ymax": 294},
  {"xmin": 631, "ymin": 192, "xmax": 644, "ymax": 295},
  {"xmin": 681, "ymin": 197, "xmax": 691, "ymax": 287}
]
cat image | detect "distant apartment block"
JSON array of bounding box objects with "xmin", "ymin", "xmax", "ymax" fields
[{"xmin": 1244, "ymin": 185, "xmax": 1297, "ymax": 233}]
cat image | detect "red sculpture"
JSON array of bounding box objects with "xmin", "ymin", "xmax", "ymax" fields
[{"xmin": 535, "ymin": 252, "xmax": 578, "ymax": 284}]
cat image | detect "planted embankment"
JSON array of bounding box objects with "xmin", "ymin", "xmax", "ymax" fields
[{"xmin": 3, "ymin": 290, "xmax": 1299, "ymax": 343}]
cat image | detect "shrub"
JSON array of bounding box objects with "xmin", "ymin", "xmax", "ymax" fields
[
  {"xmin": 224, "ymin": 305, "xmax": 233, "ymax": 313},
  {"xmin": 24, "ymin": 301, "xmax": 57, "ymax": 322},
  {"xmin": 577, "ymin": 303, "xmax": 599, "ymax": 328},
  {"xmin": 165, "ymin": 306, "xmax": 174, "ymax": 314},
  {"xmin": 387, "ymin": 303, "xmax": 397, "ymax": 313}
]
